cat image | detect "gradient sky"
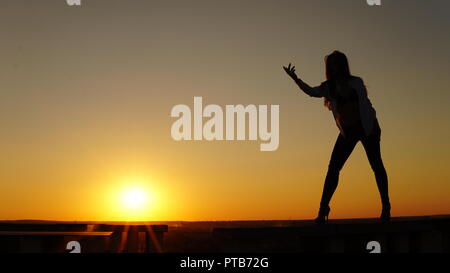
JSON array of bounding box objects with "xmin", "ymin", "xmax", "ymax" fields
[{"xmin": 1, "ymin": 0, "xmax": 449, "ymax": 221}]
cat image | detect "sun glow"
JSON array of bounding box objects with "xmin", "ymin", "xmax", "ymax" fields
[
  {"xmin": 108, "ymin": 181, "xmax": 158, "ymax": 221},
  {"xmin": 122, "ymin": 187, "xmax": 149, "ymax": 210}
]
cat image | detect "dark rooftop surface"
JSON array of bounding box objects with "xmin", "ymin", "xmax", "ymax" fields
[{"xmin": 0, "ymin": 215, "xmax": 449, "ymax": 253}]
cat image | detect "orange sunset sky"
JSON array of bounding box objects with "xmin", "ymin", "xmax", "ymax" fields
[{"xmin": 1, "ymin": 0, "xmax": 449, "ymax": 221}]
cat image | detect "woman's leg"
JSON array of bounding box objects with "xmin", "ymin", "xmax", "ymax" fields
[
  {"xmin": 361, "ymin": 127, "xmax": 390, "ymax": 206},
  {"xmin": 319, "ymin": 133, "xmax": 358, "ymax": 208}
]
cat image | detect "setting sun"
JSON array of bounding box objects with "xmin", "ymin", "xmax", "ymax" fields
[
  {"xmin": 122, "ymin": 187, "xmax": 149, "ymax": 210},
  {"xmin": 103, "ymin": 178, "xmax": 162, "ymax": 221}
]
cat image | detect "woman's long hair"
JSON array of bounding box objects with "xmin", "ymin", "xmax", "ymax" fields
[{"xmin": 324, "ymin": 51, "xmax": 352, "ymax": 110}]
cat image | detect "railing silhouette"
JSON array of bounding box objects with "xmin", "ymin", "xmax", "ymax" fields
[
  {"xmin": 0, "ymin": 223, "xmax": 168, "ymax": 253},
  {"xmin": 212, "ymin": 216, "xmax": 450, "ymax": 253}
]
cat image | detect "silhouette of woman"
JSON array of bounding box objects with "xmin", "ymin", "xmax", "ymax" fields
[{"xmin": 283, "ymin": 51, "xmax": 391, "ymax": 223}]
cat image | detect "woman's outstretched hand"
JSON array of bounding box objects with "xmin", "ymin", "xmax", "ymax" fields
[{"xmin": 283, "ymin": 63, "xmax": 298, "ymax": 81}]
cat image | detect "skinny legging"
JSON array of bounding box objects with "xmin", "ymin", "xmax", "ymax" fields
[{"xmin": 319, "ymin": 120, "xmax": 390, "ymax": 207}]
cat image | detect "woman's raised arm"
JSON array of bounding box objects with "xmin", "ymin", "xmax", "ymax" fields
[{"xmin": 283, "ymin": 63, "xmax": 325, "ymax": 98}]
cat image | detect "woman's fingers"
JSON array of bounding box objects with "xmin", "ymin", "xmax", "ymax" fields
[{"xmin": 283, "ymin": 63, "xmax": 297, "ymax": 78}]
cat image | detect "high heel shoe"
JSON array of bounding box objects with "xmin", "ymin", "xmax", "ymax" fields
[
  {"xmin": 315, "ymin": 205, "xmax": 330, "ymax": 224},
  {"xmin": 380, "ymin": 203, "xmax": 391, "ymax": 223}
]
